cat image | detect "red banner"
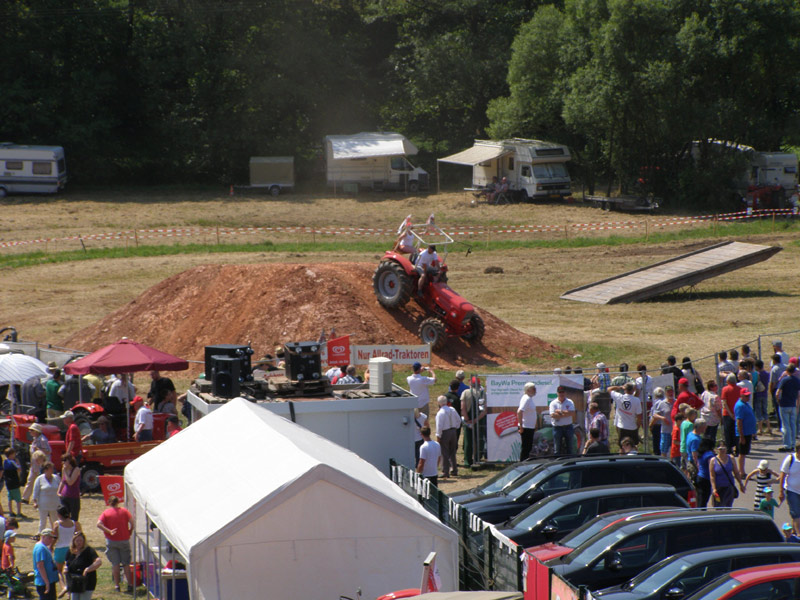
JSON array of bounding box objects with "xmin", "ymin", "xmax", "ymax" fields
[
  {"xmin": 327, "ymin": 335, "xmax": 350, "ymax": 366},
  {"xmin": 99, "ymin": 475, "xmax": 125, "ymax": 504}
]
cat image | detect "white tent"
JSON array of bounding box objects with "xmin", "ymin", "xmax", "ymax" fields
[{"xmin": 125, "ymin": 398, "xmax": 458, "ymax": 600}]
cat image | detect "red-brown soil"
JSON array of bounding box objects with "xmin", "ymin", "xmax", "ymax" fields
[{"xmin": 62, "ymin": 263, "xmax": 557, "ymax": 369}]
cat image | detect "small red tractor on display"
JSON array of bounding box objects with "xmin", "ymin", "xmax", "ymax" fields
[{"xmin": 372, "ymin": 220, "xmax": 484, "ymax": 351}]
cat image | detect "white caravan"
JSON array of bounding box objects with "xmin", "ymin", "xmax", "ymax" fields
[
  {"xmin": 325, "ymin": 132, "xmax": 429, "ymax": 193},
  {"xmin": 0, "ymin": 143, "xmax": 67, "ymax": 197},
  {"xmin": 439, "ymin": 138, "xmax": 571, "ymax": 201}
]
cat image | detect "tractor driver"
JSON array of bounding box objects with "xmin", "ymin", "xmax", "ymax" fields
[{"xmin": 415, "ymin": 244, "xmax": 439, "ymax": 297}]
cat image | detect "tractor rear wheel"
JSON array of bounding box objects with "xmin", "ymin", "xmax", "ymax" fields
[
  {"xmin": 462, "ymin": 314, "xmax": 485, "ymax": 344},
  {"xmin": 419, "ymin": 317, "xmax": 447, "ymax": 351},
  {"xmin": 373, "ymin": 261, "xmax": 413, "ymax": 308}
]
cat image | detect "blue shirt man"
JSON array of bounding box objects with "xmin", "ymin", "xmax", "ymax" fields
[
  {"xmin": 33, "ymin": 528, "xmax": 59, "ymax": 598},
  {"xmin": 734, "ymin": 395, "xmax": 757, "ymax": 436}
]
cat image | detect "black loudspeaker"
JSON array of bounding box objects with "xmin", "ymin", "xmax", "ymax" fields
[
  {"xmin": 284, "ymin": 342, "xmax": 322, "ymax": 382},
  {"xmin": 211, "ymin": 355, "xmax": 241, "ymax": 398},
  {"xmin": 204, "ymin": 344, "xmax": 253, "ymax": 381}
]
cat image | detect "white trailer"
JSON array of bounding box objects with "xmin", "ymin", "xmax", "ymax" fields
[
  {"xmin": 248, "ymin": 156, "xmax": 294, "ymax": 196},
  {"xmin": 325, "ymin": 132, "xmax": 429, "ymax": 193},
  {"xmin": 439, "ymin": 138, "xmax": 571, "ymax": 201},
  {"xmin": 0, "ymin": 143, "xmax": 67, "ymax": 197}
]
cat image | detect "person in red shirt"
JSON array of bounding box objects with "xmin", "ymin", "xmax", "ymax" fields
[
  {"xmin": 61, "ymin": 411, "xmax": 82, "ymax": 459},
  {"xmin": 672, "ymin": 377, "xmax": 703, "ymax": 420},
  {"xmin": 97, "ymin": 495, "xmax": 133, "ymax": 593},
  {"xmin": 1, "ymin": 530, "xmax": 16, "ymax": 570},
  {"xmin": 720, "ymin": 373, "xmax": 741, "ymax": 453},
  {"xmin": 166, "ymin": 416, "xmax": 182, "ymax": 438}
]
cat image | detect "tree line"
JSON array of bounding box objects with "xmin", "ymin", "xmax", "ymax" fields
[{"xmin": 3, "ymin": 0, "xmax": 799, "ymax": 205}]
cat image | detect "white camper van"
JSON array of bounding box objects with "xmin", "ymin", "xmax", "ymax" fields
[
  {"xmin": 0, "ymin": 143, "xmax": 67, "ymax": 197},
  {"xmin": 440, "ymin": 138, "xmax": 571, "ymax": 201},
  {"xmin": 325, "ymin": 132, "xmax": 429, "ymax": 193}
]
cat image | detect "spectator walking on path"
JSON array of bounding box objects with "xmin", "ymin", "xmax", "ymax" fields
[
  {"xmin": 416, "ymin": 426, "xmax": 441, "ymax": 487},
  {"xmin": 63, "ymin": 530, "xmax": 102, "ymax": 600},
  {"xmin": 744, "ymin": 459, "xmax": 779, "ymax": 510},
  {"xmin": 33, "ymin": 528, "xmax": 59, "ymax": 600},
  {"xmin": 33, "ymin": 462, "xmax": 60, "ymax": 535},
  {"xmin": 734, "ymin": 388, "xmax": 757, "ymax": 476},
  {"xmin": 435, "ymin": 396, "xmax": 460, "ymax": 478},
  {"xmin": 97, "ymin": 495, "xmax": 134, "ymax": 593},
  {"xmin": 776, "ymin": 363, "xmax": 800, "ymax": 452}
]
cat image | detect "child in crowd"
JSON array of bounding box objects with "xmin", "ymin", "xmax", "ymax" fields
[
  {"xmin": 757, "ymin": 487, "xmax": 779, "ymax": 518},
  {"xmin": 782, "ymin": 523, "xmax": 800, "ymax": 543},
  {"xmin": 744, "ymin": 459, "xmax": 778, "ymax": 510},
  {"xmin": 671, "ymin": 413, "xmax": 685, "ymax": 468},
  {"xmin": 1, "ymin": 530, "xmax": 15, "ymax": 570},
  {"xmin": 680, "ymin": 406, "xmax": 696, "ymax": 468},
  {"xmin": 2, "ymin": 449, "xmax": 22, "ymax": 518}
]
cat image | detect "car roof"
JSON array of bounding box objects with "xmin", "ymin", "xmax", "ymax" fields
[
  {"xmin": 728, "ymin": 561, "xmax": 800, "ymax": 584},
  {"xmin": 601, "ymin": 507, "xmax": 774, "ymax": 536},
  {"xmin": 531, "ymin": 483, "xmax": 679, "ymax": 505},
  {"xmin": 538, "ymin": 454, "xmax": 677, "ymax": 468},
  {"xmin": 659, "ymin": 542, "xmax": 800, "ymax": 565}
]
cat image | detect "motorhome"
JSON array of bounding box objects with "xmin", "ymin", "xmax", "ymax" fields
[
  {"xmin": 439, "ymin": 138, "xmax": 571, "ymax": 201},
  {"xmin": 325, "ymin": 132, "xmax": 428, "ymax": 193},
  {"xmin": 0, "ymin": 143, "xmax": 67, "ymax": 197}
]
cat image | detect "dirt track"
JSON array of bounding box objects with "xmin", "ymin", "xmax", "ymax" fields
[{"xmin": 62, "ymin": 262, "xmax": 557, "ymax": 369}]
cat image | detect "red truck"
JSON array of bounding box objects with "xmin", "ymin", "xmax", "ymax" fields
[{"xmin": 7, "ymin": 411, "xmax": 165, "ymax": 491}]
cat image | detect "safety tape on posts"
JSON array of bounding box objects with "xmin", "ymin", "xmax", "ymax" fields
[{"xmin": 0, "ymin": 208, "xmax": 795, "ymax": 250}]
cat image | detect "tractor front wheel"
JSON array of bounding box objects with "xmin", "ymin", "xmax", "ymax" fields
[
  {"xmin": 419, "ymin": 317, "xmax": 447, "ymax": 351},
  {"xmin": 373, "ymin": 261, "xmax": 414, "ymax": 308},
  {"xmin": 462, "ymin": 314, "xmax": 485, "ymax": 344}
]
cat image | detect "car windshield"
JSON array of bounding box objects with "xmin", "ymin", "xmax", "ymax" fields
[
  {"xmin": 689, "ymin": 579, "xmax": 738, "ymax": 600},
  {"xmin": 565, "ymin": 528, "xmax": 630, "ymax": 565},
  {"xmin": 533, "ymin": 163, "xmax": 569, "ymax": 179},
  {"xmin": 505, "ymin": 468, "xmax": 551, "ymax": 500},
  {"xmin": 507, "ymin": 498, "xmax": 566, "ymax": 530},
  {"xmin": 622, "ymin": 557, "xmax": 691, "ymax": 593},
  {"xmin": 559, "ymin": 516, "xmax": 620, "ymax": 549},
  {"xmin": 475, "ymin": 464, "xmax": 534, "ymax": 497}
]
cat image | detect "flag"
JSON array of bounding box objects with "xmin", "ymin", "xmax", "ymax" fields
[
  {"xmin": 419, "ymin": 552, "xmax": 441, "ymax": 593},
  {"xmin": 327, "ymin": 335, "xmax": 350, "ymax": 367}
]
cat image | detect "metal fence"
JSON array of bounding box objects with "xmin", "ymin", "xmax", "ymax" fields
[{"xmin": 390, "ymin": 460, "xmax": 524, "ymax": 592}]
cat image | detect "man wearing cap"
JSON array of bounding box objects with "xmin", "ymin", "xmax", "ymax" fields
[
  {"xmin": 44, "ymin": 367, "xmax": 63, "ymax": 420},
  {"xmin": 591, "ymin": 363, "xmax": 610, "ymax": 392},
  {"xmin": 61, "ymin": 411, "xmax": 82, "ymax": 460},
  {"xmin": 22, "ymin": 423, "xmax": 51, "ymax": 504},
  {"xmin": 776, "ymin": 363, "xmax": 800, "ymax": 452},
  {"xmin": 407, "ymin": 362, "xmax": 436, "ymax": 411},
  {"xmin": 517, "ymin": 383, "xmax": 538, "ymax": 460},
  {"xmin": 33, "ymin": 528, "xmax": 59, "ymax": 599},
  {"xmin": 133, "ymin": 397, "xmax": 154, "ymax": 442},
  {"xmin": 549, "ymin": 386, "xmax": 576, "ymax": 456},
  {"xmin": 774, "ymin": 340, "xmax": 790, "ymax": 366},
  {"xmin": 734, "ymin": 388, "xmax": 757, "ymax": 475},
  {"xmin": 461, "ymin": 376, "xmax": 485, "ymax": 467}
]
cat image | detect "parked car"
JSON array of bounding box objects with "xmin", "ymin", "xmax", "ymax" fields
[
  {"xmin": 594, "ymin": 543, "xmax": 800, "ymax": 600},
  {"xmin": 684, "ymin": 562, "xmax": 800, "ymax": 600},
  {"xmin": 529, "ymin": 509, "xmax": 783, "ymax": 592},
  {"xmin": 448, "ymin": 461, "xmax": 541, "ymax": 505},
  {"xmin": 494, "ymin": 483, "xmax": 689, "ymax": 548},
  {"xmin": 458, "ymin": 455, "xmax": 695, "ymax": 524}
]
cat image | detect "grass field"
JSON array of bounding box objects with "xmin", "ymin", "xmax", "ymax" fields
[{"xmin": 2, "ymin": 187, "xmax": 800, "ymax": 593}]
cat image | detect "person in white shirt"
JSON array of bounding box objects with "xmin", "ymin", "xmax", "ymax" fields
[
  {"xmin": 435, "ymin": 396, "xmax": 461, "ymax": 478},
  {"xmin": 517, "ymin": 383, "xmax": 538, "ymax": 461},
  {"xmin": 608, "ymin": 381, "xmax": 643, "ymax": 446},
  {"xmin": 133, "ymin": 398, "xmax": 154, "ymax": 441},
  {"xmin": 407, "ymin": 362, "xmax": 436, "ymax": 410},
  {"xmin": 549, "ymin": 386, "xmax": 576, "ymax": 455},
  {"xmin": 108, "ymin": 374, "xmax": 135, "ymax": 405},
  {"xmin": 415, "ymin": 244, "xmax": 440, "ymax": 296},
  {"xmin": 417, "ymin": 426, "xmax": 441, "ymax": 486}
]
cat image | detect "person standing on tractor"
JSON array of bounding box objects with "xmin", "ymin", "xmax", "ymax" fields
[
  {"xmin": 415, "ymin": 244, "xmax": 439, "ymax": 297},
  {"xmin": 392, "ymin": 220, "xmax": 415, "ymax": 255}
]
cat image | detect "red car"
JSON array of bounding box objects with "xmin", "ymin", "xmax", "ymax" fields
[{"xmin": 685, "ymin": 562, "xmax": 800, "ymax": 600}]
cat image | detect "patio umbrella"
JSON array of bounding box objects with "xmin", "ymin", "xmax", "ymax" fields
[
  {"xmin": 63, "ymin": 338, "xmax": 188, "ymax": 441},
  {"xmin": 0, "ymin": 353, "xmax": 49, "ymax": 385},
  {"xmin": 63, "ymin": 338, "xmax": 188, "ymax": 375}
]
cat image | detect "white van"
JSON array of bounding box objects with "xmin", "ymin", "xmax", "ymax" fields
[
  {"xmin": 440, "ymin": 138, "xmax": 571, "ymax": 201},
  {"xmin": 0, "ymin": 143, "xmax": 67, "ymax": 197},
  {"xmin": 325, "ymin": 132, "xmax": 429, "ymax": 193}
]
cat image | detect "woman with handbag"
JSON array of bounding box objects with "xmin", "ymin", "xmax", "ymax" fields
[
  {"xmin": 709, "ymin": 442, "xmax": 745, "ymax": 507},
  {"xmin": 63, "ymin": 531, "xmax": 101, "ymax": 600}
]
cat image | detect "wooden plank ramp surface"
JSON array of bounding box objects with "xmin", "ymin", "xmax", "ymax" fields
[{"xmin": 561, "ymin": 241, "xmax": 782, "ymax": 304}]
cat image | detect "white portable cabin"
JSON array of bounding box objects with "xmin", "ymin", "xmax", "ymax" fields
[
  {"xmin": 439, "ymin": 138, "xmax": 571, "ymax": 200},
  {"xmin": 0, "ymin": 143, "xmax": 67, "ymax": 197},
  {"xmin": 750, "ymin": 152, "xmax": 798, "ymax": 190},
  {"xmin": 325, "ymin": 132, "xmax": 429, "ymax": 193},
  {"xmin": 248, "ymin": 156, "xmax": 294, "ymax": 196},
  {"xmin": 125, "ymin": 398, "xmax": 458, "ymax": 600}
]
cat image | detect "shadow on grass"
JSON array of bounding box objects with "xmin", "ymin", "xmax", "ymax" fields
[{"xmin": 645, "ymin": 289, "xmax": 794, "ymax": 303}]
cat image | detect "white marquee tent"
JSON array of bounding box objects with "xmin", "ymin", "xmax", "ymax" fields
[{"xmin": 124, "ymin": 398, "xmax": 458, "ymax": 600}]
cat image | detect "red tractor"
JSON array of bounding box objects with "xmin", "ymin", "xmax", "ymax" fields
[{"xmin": 372, "ymin": 221, "xmax": 484, "ymax": 351}]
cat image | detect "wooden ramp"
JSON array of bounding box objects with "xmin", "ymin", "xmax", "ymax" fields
[{"xmin": 561, "ymin": 241, "xmax": 782, "ymax": 304}]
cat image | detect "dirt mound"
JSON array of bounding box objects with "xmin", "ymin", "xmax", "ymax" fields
[{"xmin": 62, "ymin": 263, "xmax": 557, "ymax": 369}]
